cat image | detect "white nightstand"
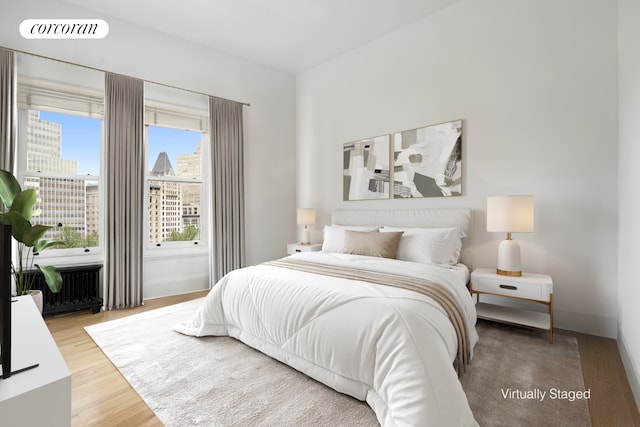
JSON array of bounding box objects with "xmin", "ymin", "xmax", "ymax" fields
[
  {"xmin": 470, "ymin": 268, "xmax": 554, "ymax": 343},
  {"xmin": 286, "ymin": 243, "xmax": 322, "ymax": 255}
]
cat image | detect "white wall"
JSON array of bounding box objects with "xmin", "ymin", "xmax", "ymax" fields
[
  {"xmin": 297, "ymin": 0, "xmax": 619, "ymax": 337},
  {"xmin": 2, "ymin": 0, "xmax": 297, "ymax": 298},
  {"xmin": 618, "ymin": 0, "xmax": 640, "ymax": 408}
]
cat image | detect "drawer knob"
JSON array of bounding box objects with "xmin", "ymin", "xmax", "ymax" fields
[{"xmin": 499, "ymin": 284, "xmax": 518, "ymax": 291}]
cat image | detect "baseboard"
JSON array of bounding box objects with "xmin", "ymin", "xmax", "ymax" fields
[
  {"xmin": 143, "ymin": 288, "xmax": 209, "ymax": 301},
  {"xmin": 554, "ymin": 308, "xmax": 617, "ymax": 338},
  {"xmin": 618, "ymin": 327, "xmax": 640, "ymax": 411}
]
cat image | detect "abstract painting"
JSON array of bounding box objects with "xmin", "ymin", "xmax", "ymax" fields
[
  {"xmin": 343, "ymin": 135, "xmax": 390, "ymax": 201},
  {"xmin": 392, "ymin": 120, "xmax": 462, "ymax": 198}
]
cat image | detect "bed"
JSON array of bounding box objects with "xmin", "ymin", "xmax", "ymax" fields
[{"xmin": 175, "ymin": 208, "xmax": 479, "ymax": 426}]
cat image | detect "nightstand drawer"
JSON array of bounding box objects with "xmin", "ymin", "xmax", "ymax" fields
[
  {"xmin": 287, "ymin": 243, "xmax": 322, "ymax": 255},
  {"xmin": 473, "ymin": 276, "xmax": 543, "ymax": 300}
]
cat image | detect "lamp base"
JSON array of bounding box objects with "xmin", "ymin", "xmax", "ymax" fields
[
  {"xmin": 300, "ymin": 228, "xmax": 311, "ymax": 246},
  {"xmin": 496, "ymin": 268, "xmax": 522, "ymax": 277},
  {"xmin": 496, "ymin": 238, "xmax": 522, "ymax": 277}
]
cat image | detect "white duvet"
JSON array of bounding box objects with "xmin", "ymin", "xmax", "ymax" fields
[{"xmin": 175, "ymin": 252, "xmax": 479, "ymax": 427}]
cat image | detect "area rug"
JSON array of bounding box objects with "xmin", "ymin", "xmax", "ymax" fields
[
  {"xmin": 85, "ymin": 299, "xmax": 591, "ymax": 426},
  {"xmin": 461, "ymin": 320, "xmax": 591, "ymax": 427}
]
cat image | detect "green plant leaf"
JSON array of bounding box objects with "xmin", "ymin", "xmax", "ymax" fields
[
  {"xmin": 1, "ymin": 170, "xmax": 64, "ymax": 295},
  {"xmin": 34, "ymin": 239, "xmax": 66, "ymax": 253},
  {"xmin": 0, "ymin": 169, "xmax": 22, "ymax": 211},
  {"xmin": 0, "ymin": 211, "xmax": 31, "ymax": 243},
  {"xmin": 22, "ymin": 224, "xmax": 54, "ymax": 248},
  {"xmin": 10, "ymin": 189, "xmax": 37, "ymax": 221},
  {"xmin": 35, "ymin": 264, "xmax": 63, "ymax": 293}
]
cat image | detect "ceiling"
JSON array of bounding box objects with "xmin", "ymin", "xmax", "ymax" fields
[{"xmin": 62, "ymin": 0, "xmax": 459, "ymax": 73}]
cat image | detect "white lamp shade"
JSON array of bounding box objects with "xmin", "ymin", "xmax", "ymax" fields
[
  {"xmin": 487, "ymin": 195, "xmax": 534, "ymax": 233},
  {"xmin": 297, "ymin": 208, "xmax": 315, "ymax": 225}
]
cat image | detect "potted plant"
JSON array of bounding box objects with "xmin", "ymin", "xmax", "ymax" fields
[{"xmin": 0, "ymin": 169, "xmax": 64, "ymax": 311}]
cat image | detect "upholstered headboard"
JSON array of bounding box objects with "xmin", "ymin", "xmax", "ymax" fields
[{"xmin": 331, "ymin": 208, "xmax": 473, "ymax": 268}]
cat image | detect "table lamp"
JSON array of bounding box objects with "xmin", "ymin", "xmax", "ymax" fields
[
  {"xmin": 297, "ymin": 208, "xmax": 315, "ymax": 245},
  {"xmin": 487, "ymin": 195, "xmax": 534, "ymax": 277}
]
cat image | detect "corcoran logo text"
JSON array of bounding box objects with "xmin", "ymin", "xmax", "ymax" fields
[{"xmin": 20, "ymin": 19, "xmax": 109, "ymax": 39}]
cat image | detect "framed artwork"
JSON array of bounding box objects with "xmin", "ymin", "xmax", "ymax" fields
[
  {"xmin": 392, "ymin": 119, "xmax": 462, "ymax": 198},
  {"xmin": 343, "ymin": 135, "xmax": 390, "ymax": 201}
]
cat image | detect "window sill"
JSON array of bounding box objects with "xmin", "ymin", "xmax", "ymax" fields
[{"xmin": 32, "ymin": 251, "xmax": 103, "ymax": 267}]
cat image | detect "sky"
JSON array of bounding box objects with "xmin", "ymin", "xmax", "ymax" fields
[{"xmin": 39, "ymin": 111, "xmax": 202, "ymax": 176}]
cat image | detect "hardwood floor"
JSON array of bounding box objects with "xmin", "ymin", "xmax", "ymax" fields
[
  {"xmin": 45, "ymin": 291, "xmax": 208, "ymax": 427},
  {"xmin": 45, "ymin": 292, "xmax": 640, "ymax": 427},
  {"xmin": 559, "ymin": 329, "xmax": 640, "ymax": 427}
]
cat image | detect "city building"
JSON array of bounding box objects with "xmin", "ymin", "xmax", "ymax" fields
[
  {"xmin": 176, "ymin": 143, "xmax": 201, "ymax": 233},
  {"xmin": 149, "ymin": 152, "xmax": 182, "ymax": 242},
  {"xmin": 85, "ymin": 183, "xmax": 99, "ymax": 237},
  {"xmin": 20, "ymin": 110, "xmax": 87, "ymax": 240}
]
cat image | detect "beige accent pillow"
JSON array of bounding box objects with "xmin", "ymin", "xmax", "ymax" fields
[{"xmin": 342, "ymin": 230, "xmax": 404, "ymax": 259}]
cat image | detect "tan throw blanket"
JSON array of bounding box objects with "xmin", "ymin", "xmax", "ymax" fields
[{"xmin": 265, "ymin": 258, "xmax": 471, "ymax": 374}]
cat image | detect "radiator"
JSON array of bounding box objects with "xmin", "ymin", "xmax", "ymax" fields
[{"xmin": 28, "ymin": 264, "xmax": 103, "ymax": 315}]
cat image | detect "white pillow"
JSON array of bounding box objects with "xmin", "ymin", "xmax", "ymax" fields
[
  {"xmin": 380, "ymin": 226, "xmax": 466, "ymax": 265},
  {"xmin": 322, "ymin": 225, "xmax": 381, "ymax": 253}
]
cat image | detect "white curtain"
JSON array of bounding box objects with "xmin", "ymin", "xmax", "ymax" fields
[
  {"xmin": 0, "ymin": 48, "xmax": 16, "ymax": 174},
  {"xmin": 209, "ymin": 97, "xmax": 245, "ymax": 282},
  {"xmin": 104, "ymin": 73, "xmax": 145, "ymax": 309}
]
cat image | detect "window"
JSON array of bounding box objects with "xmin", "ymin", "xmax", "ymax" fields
[
  {"xmin": 17, "ymin": 78, "xmax": 104, "ymax": 254},
  {"xmin": 146, "ymin": 125, "xmax": 205, "ymax": 247},
  {"xmin": 144, "ymin": 82, "xmax": 209, "ymax": 250}
]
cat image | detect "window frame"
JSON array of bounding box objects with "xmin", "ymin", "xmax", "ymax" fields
[
  {"xmin": 143, "ymin": 123, "xmax": 209, "ymax": 254},
  {"xmin": 16, "ymin": 104, "xmax": 105, "ymax": 264}
]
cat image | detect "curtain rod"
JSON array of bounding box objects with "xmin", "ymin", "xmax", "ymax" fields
[{"xmin": 2, "ymin": 45, "xmax": 251, "ymax": 107}]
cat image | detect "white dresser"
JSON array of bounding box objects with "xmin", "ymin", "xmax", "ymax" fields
[{"xmin": 0, "ymin": 295, "xmax": 71, "ymax": 426}]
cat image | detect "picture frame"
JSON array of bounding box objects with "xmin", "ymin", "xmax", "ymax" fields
[
  {"xmin": 392, "ymin": 119, "xmax": 462, "ymax": 198},
  {"xmin": 343, "ymin": 135, "xmax": 390, "ymax": 201}
]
